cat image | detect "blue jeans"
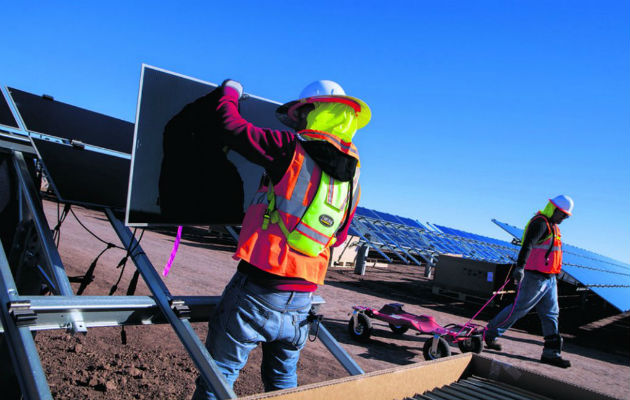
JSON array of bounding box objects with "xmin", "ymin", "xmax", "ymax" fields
[
  {"xmin": 486, "ymin": 271, "xmax": 560, "ymax": 357},
  {"xmin": 192, "ymin": 271, "xmax": 313, "ymax": 400}
]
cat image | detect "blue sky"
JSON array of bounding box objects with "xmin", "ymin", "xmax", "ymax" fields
[{"xmin": 1, "ymin": 1, "xmax": 628, "ymax": 263}]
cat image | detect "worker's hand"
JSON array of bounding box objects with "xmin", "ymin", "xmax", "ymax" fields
[
  {"xmin": 512, "ymin": 266, "xmax": 524, "ymax": 285},
  {"xmin": 222, "ymin": 79, "xmax": 243, "ymax": 99}
]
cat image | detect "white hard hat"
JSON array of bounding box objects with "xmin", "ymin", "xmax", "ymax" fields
[
  {"xmin": 276, "ymin": 80, "xmax": 371, "ymax": 130},
  {"xmin": 549, "ymin": 195, "xmax": 574, "ymax": 216},
  {"xmin": 299, "ymin": 80, "xmax": 346, "ymax": 98}
]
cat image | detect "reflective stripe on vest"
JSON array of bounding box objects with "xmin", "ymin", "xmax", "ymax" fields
[
  {"xmin": 287, "ymin": 171, "xmax": 351, "ymax": 255},
  {"xmin": 298, "ymin": 130, "xmax": 360, "ymax": 161},
  {"xmin": 233, "ymin": 142, "xmax": 360, "ymax": 285},
  {"xmin": 524, "ymin": 214, "xmax": 563, "ymax": 274},
  {"xmin": 252, "ymin": 152, "xmax": 317, "ymax": 219}
]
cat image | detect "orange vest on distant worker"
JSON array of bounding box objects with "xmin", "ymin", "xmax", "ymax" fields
[
  {"xmin": 234, "ymin": 137, "xmax": 360, "ymax": 285},
  {"xmin": 524, "ymin": 213, "xmax": 563, "ymax": 274}
]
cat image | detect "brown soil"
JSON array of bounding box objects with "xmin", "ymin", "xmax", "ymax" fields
[{"xmin": 20, "ymin": 202, "xmax": 630, "ymax": 399}]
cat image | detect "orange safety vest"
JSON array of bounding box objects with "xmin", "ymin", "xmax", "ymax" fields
[
  {"xmin": 234, "ymin": 140, "xmax": 360, "ymax": 285},
  {"xmin": 524, "ymin": 213, "xmax": 563, "ymax": 274}
]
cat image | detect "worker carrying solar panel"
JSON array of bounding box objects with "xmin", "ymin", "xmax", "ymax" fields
[
  {"xmin": 484, "ymin": 195, "xmax": 574, "ymax": 369},
  {"xmin": 191, "ymin": 80, "xmax": 370, "ymax": 400}
]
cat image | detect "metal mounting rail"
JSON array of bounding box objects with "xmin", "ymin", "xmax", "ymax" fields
[
  {"xmin": 0, "ymin": 295, "xmax": 327, "ymax": 333},
  {"xmin": 105, "ymin": 209, "xmax": 237, "ymax": 400}
]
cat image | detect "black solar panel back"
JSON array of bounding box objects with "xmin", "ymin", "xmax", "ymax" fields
[
  {"xmin": 8, "ymin": 87, "xmax": 133, "ymax": 153},
  {"xmin": 33, "ymin": 139, "xmax": 129, "ymax": 209},
  {"xmin": 0, "ymin": 90, "xmax": 19, "ymax": 128},
  {"xmin": 126, "ymin": 65, "xmax": 283, "ymax": 226},
  {"xmin": 6, "ymin": 87, "xmax": 133, "ymax": 209}
]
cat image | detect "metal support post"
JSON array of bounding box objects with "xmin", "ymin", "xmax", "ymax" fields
[
  {"xmin": 0, "ymin": 242, "xmax": 53, "ymax": 400},
  {"xmin": 105, "ymin": 209, "xmax": 236, "ymax": 400},
  {"xmin": 11, "ymin": 151, "xmax": 86, "ymax": 334}
]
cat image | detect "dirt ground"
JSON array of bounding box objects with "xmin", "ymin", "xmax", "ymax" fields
[{"xmin": 19, "ymin": 202, "xmax": 630, "ymax": 399}]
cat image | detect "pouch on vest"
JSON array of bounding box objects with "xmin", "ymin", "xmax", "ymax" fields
[{"xmin": 264, "ymin": 172, "xmax": 351, "ymax": 257}]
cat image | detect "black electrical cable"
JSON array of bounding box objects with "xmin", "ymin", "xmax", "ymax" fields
[
  {"xmin": 109, "ymin": 229, "xmax": 145, "ymax": 295},
  {"xmin": 52, "ymin": 201, "xmax": 70, "ymax": 248},
  {"xmin": 68, "ymin": 208, "xmax": 123, "ymax": 250},
  {"xmin": 75, "ymin": 243, "xmax": 116, "ymax": 295}
]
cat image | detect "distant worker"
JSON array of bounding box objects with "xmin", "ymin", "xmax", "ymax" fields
[
  {"xmin": 484, "ymin": 195, "xmax": 574, "ymax": 368},
  {"xmin": 192, "ymin": 80, "xmax": 369, "ymax": 399}
]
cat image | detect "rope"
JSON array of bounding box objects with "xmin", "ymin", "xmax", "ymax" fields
[
  {"xmin": 162, "ymin": 226, "xmax": 183, "ymax": 277},
  {"xmin": 455, "ymin": 264, "xmax": 518, "ymax": 338}
]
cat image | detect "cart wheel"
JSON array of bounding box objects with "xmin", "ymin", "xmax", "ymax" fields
[
  {"xmin": 348, "ymin": 313, "xmax": 372, "ymax": 342},
  {"xmin": 457, "ymin": 335, "xmax": 484, "ymax": 354},
  {"xmin": 388, "ymin": 324, "xmax": 409, "ymax": 335},
  {"xmin": 422, "ymin": 337, "xmax": 451, "ymax": 360}
]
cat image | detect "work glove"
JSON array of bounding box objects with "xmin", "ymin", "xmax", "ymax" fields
[
  {"xmin": 512, "ymin": 266, "xmax": 524, "ymax": 285},
  {"xmin": 222, "ymin": 79, "xmax": 243, "ymax": 99}
]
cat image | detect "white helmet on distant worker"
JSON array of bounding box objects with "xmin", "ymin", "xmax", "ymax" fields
[{"xmin": 549, "ymin": 195, "xmax": 574, "ymax": 216}]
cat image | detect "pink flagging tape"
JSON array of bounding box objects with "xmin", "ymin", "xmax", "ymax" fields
[{"xmin": 162, "ymin": 226, "xmax": 183, "ymax": 277}]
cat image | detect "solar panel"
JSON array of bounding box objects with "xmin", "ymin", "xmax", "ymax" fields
[
  {"xmin": 7, "ymin": 87, "xmax": 133, "ymax": 209},
  {"xmin": 493, "ymin": 218, "xmax": 630, "ymax": 312},
  {"xmin": 31, "ymin": 139, "xmax": 129, "ymax": 209},
  {"xmin": 0, "ymin": 88, "xmax": 18, "ymax": 128},
  {"xmin": 9, "ymin": 88, "xmax": 133, "ymax": 153},
  {"xmin": 434, "ymin": 224, "xmax": 519, "ymax": 263},
  {"xmin": 351, "ymin": 207, "xmax": 517, "ymax": 266},
  {"xmin": 126, "ymin": 65, "xmax": 283, "ymax": 226}
]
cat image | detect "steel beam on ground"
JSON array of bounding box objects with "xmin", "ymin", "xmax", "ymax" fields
[
  {"xmin": 0, "ymin": 243, "xmax": 52, "ymax": 400},
  {"xmin": 105, "ymin": 209, "xmax": 236, "ymax": 400},
  {"xmin": 313, "ymin": 322, "xmax": 364, "ymax": 376}
]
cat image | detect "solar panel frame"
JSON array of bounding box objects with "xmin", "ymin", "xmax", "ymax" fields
[
  {"xmin": 126, "ymin": 65, "xmax": 293, "ymax": 226},
  {"xmin": 30, "ymin": 139, "xmax": 130, "ymax": 209},
  {"xmin": 8, "ymin": 87, "xmax": 133, "ymax": 153}
]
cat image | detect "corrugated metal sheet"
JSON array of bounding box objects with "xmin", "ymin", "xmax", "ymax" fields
[{"xmin": 404, "ymin": 376, "xmax": 554, "ymax": 400}]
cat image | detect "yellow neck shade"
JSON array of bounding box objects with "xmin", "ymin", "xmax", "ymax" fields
[{"xmin": 305, "ymin": 102, "xmax": 358, "ymax": 143}]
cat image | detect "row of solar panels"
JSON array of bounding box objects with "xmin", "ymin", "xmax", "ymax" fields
[
  {"xmin": 348, "ymin": 206, "xmax": 519, "ymax": 267},
  {"xmin": 349, "ymin": 205, "xmax": 630, "ymax": 311},
  {"xmin": 492, "ymin": 219, "xmax": 630, "ymax": 312}
]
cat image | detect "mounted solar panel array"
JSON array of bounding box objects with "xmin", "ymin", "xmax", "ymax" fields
[
  {"xmin": 493, "ymin": 219, "xmax": 630, "ymax": 312},
  {"xmin": 433, "ymin": 224, "xmax": 520, "ymax": 263},
  {"xmin": 6, "ymin": 87, "xmax": 133, "ymax": 209},
  {"xmin": 349, "ymin": 207, "xmax": 518, "ymax": 268}
]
